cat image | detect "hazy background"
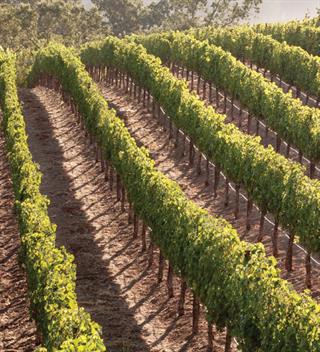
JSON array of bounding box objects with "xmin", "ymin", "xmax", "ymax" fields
[
  {"xmin": 83, "ymin": 0, "xmax": 319, "ymax": 24},
  {"xmin": 252, "ymin": 0, "xmax": 318, "ymax": 23}
]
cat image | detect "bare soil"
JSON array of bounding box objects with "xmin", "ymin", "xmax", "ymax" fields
[
  {"xmin": 0, "ymin": 124, "xmax": 37, "ymax": 351},
  {"xmin": 19, "ymin": 86, "xmax": 234, "ymax": 352}
]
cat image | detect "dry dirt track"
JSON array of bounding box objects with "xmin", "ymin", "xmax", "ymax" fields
[
  {"xmin": 0, "ymin": 122, "xmax": 37, "ymax": 350},
  {"xmin": 20, "ymin": 86, "xmax": 235, "ymax": 352}
]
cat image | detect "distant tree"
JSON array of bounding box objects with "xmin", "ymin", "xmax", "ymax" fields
[
  {"xmin": 166, "ymin": 0, "xmax": 207, "ymax": 29},
  {"xmin": 92, "ymin": 0, "xmax": 144, "ymax": 35},
  {"xmin": 0, "ymin": 1, "xmax": 107, "ymax": 51},
  {"xmin": 206, "ymin": 0, "xmax": 263, "ymax": 26},
  {"xmin": 141, "ymin": 0, "xmax": 263, "ymax": 31},
  {"xmin": 139, "ymin": 0, "xmax": 171, "ymax": 30},
  {"xmin": 0, "ymin": 4, "xmax": 37, "ymax": 50}
]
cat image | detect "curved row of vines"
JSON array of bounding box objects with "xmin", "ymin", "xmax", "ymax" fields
[
  {"xmin": 254, "ymin": 21, "xmax": 320, "ymax": 56},
  {"xmin": 80, "ymin": 36, "xmax": 320, "ymax": 263},
  {"xmin": 188, "ymin": 26, "xmax": 320, "ymax": 103},
  {"xmin": 133, "ymin": 31, "xmax": 320, "ymax": 167},
  {"xmin": 27, "ymin": 41, "xmax": 320, "ymax": 351},
  {"xmin": 0, "ymin": 52, "xmax": 106, "ymax": 351}
]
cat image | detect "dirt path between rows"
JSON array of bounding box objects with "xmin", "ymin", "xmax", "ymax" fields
[
  {"xmin": 0, "ymin": 122, "xmax": 37, "ymax": 350},
  {"xmin": 98, "ymin": 81, "xmax": 320, "ymax": 299},
  {"xmin": 19, "ymin": 86, "xmax": 234, "ymax": 352}
]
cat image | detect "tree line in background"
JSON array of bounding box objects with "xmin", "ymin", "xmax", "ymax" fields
[{"xmin": 0, "ymin": 0, "xmax": 262, "ymax": 51}]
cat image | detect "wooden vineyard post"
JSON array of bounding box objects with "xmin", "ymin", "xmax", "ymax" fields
[
  {"xmin": 209, "ymin": 83, "xmax": 213, "ymax": 103},
  {"xmin": 257, "ymin": 212, "xmax": 266, "ymax": 243},
  {"xmin": 143, "ymin": 89, "xmax": 146, "ymax": 108},
  {"xmin": 157, "ymin": 103, "xmax": 161, "ymax": 121},
  {"xmin": 128, "ymin": 202, "xmax": 133, "ymax": 224},
  {"xmin": 205, "ymin": 159, "xmax": 210, "ymax": 186},
  {"xmin": 224, "ymin": 178, "xmax": 230, "ymax": 207},
  {"xmin": 197, "ymin": 153, "xmax": 202, "ymax": 175},
  {"xmin": 246, "ymin": 198, "xmax": 253, "ymax": 231},
  {"xmin": 130, "ymin": 77, "xmax": 133, "ymax": 96},
  {"xmin": 158, "ymin": 251, "xmax": 165, "ymax": 283},
  {"xmin": 305, "ymin": 250, "xmax": 312, "ymax": 289},
  {"xmin": 178, "ymin": 280, "xmax": 187, "ymax": 316},
  {"xmin": 191, "ymin": 71, "xmax": 194, "ymax": 90},
  {"xmin": 115, "ymin": 69, "xmax": 118, "ymax": 87},
  {"xmin": 255, "ymin": 119, "xmax": 259, "ymax": 135},
  {"xmin": 109, "ymin": 167, "xmax": 114, "ymax": 191},
  {"xmin": 116, "ymin": 175, "xmax": 121, "ymax": 201},
  {"xmin": 121, "ymin": 186, "xmax": 126, "ymax": 212},
  {"xmin": 298, "ymin": 150, "xmax": 303, "ymax": 164},
  {"xmin": 285, "ymin": 231, "xmax": 295, "ymax": 272},
  {"xmin": 192, "ymin": 295, "xmax": 200, "ymax": 335},
  {"xmin": 189, "ymin": 141, "xmax": 195, "ymax": 167},
  {"xmin": 286, "ymin": 143, "xmax": 291, "ymax": 157},
  {"xmin": 148, "ymin": 242, "xmax": 154, "ymax": 269},
  {"xmin": 247, "ymin": 114, "xmax": 252, "ymax": 134},
  {"xmin": 213, "ymin": 166, "xmax": 221, "ymax": 198},
  {"xmin": 234, "ymin": 184, "xmax": 240, "ymax": 219},
  {"xmin": 202, "ymin": 80, "xmax": 206, "ymax": 100},
  {"xmin": 238, "ymin": 108, "xmax": 243, "ymax": 128},
  {"xmin": 141, "ymin": 222, "xmax": 147, "ymax": 252},
  {"xmin": 310, "ymin": 162, "xmax": 316, "ymax": 179},
  {"xmin": 170, "ymin": 62, "xmax": 174, "ymax": 74},
  {"xmin": 223, "ymin": 90, "xmax": 227, "ymax": 113},
  {"xmin": 272, "ymin": 218, "xmax": 279, "ymax": 257},
  {"xmin": 230, "ymin": 97, "xmax": 234, "ymax": 120},
  {"xmin": 147, "ymin": 91, "xmax": 151, "ymax": 110},
  {"xmin": 105, "ymin": 160, "xmax": 109, "ymax": 182},
  {"xmin": 181, "ymin": 134, "xmax": 186, "ymax": 157},
  {"xmin": 126, "ymin": 73, "xmax": 130, "ymax": 93},
  {"xmin": 197, "ymin": 76, "xmax": 201, "ymax": 95},
  {"xmin": 152, "ymin": 99, "xmax": 156, "ymax": 118},
  {"xmin": 134, "ymin": 81, "xmax": 137, "ymax": 99},
  {"xmin": 174, "ymin": 127, "xmax": 179, "ymax": 148},
  {"xmin": 133, "ymin": 213, "xmax": 139, "ymax": 239},
  {"xmin": 167, "ymin": 264, "xmax": 174, "ymax": 298},
  {"xmin": 276, "ymin": 134, "xmax": 281, "ymax": 152}
]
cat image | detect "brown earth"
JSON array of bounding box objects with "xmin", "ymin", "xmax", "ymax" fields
[{"xmin": 0, "ymin": 120, "xmax": 37, "ymax": 351}]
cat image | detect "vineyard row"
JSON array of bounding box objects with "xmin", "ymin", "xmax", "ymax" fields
[
  {"xmin": 0, "ymin": 53, "xmax": 105, "ymax": 351},
  {"xmin": 28, "ymin": 42, "xmax": 320, "ymax": 351}
]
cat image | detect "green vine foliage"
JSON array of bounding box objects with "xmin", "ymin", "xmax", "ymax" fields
[
  {"xmin": 80, "ymin": 36, "xmax": 320, "ymax": 255},
  {"xmin": 254, "ymin": 21, "xmax": 320, "ymax": 56},
  {"xmin": 188, "ymin": 26, "xmax": 320, "ymax": 103},
  {"xmin": 134, "ymin": 31, "xmax": 320, "ymax": 163},
  {"xmin": 0, "ymin": 52, "xmax": 106, "ymax": 352},
  {"xmin": 28, "ymin": 41, "xmax": 320, "ymax": 351}
]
